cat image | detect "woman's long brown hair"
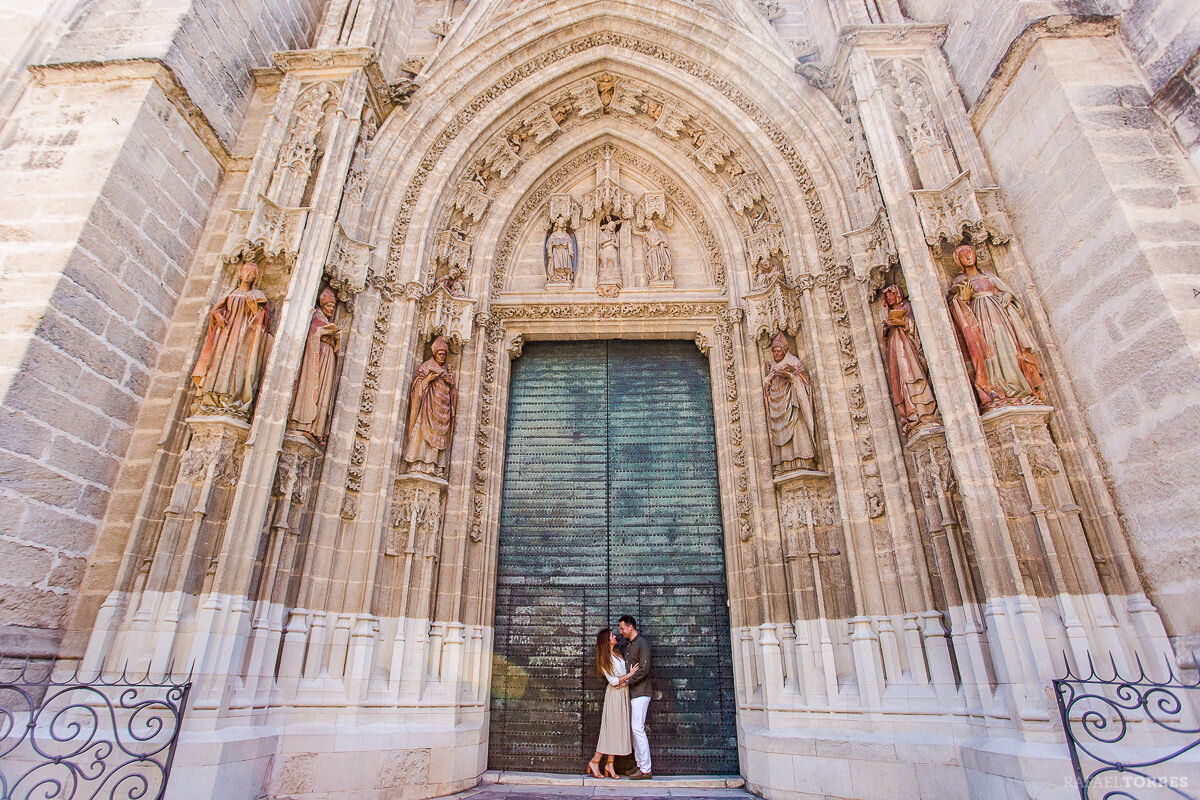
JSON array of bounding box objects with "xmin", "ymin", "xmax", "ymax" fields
[{"xmin": 595, "ymin": 628, "xmax": 613, "ymax": 680}]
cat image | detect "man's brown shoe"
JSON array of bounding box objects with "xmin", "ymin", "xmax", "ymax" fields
[{"xmin": 630, "ymin": 771, "xmax": 653, "ymax": 780}]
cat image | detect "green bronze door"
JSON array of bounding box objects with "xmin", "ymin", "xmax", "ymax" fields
[{"xmin": 488, "ymin": 340, "xmax": 738, "ymax": 775}]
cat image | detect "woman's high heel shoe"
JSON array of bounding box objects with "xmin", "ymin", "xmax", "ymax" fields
[
  {"xmin": 586, "ymin": 760, "xmax": 603, "ymax": 779},
  {"xmin": 604, "ymin": 763, "xmax": 619, "ymax": 779}
]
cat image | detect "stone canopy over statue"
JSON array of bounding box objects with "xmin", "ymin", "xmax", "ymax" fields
[
  {"xmin": 288, "ymin": 287, "xmax": 340, "ymax": 444},
  {"xmin": 946, "ymin": 245, "xmax": 1045, "ymax": 410},
  {"xmin": 191, "ymin": 260, "xmax": 273, "ymax": 420},
  {"xmin": 402, "ymin": 336, "xmax": 457, "ymax": 477},
  {"xmin": 762, "ymin": 332, "xmax": 818, "ymax": 472}
]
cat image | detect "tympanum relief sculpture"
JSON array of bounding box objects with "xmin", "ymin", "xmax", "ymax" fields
[
  {"xmin": 880, "ymin": 284, "xmax": 940, "ymax": 436},
  {"xmin": 544, "ymin": 219, "xmax": 577, "ymax": 285},
  {"xmin": 634, "ymin": 216, "xmax": 673, "ymax": 286},
  {"xmin": 946, "ymin": 245, "xmax": 1046, "ymax": 411},
  {"xmin": 287, "ymin": 287, "xmax": 340, "ymax": 445},
  {"xmin": 596, "ymin": 215, "xmax": 623, "ymax": 296},
  {"xmin": 192, "ymin": 260, "xmax": 273, "ymax": 420},
  {"xmin": 763, "ymin": 333, "xmax": 818, "ymax": 472},
  {"xmin": 402, "ymin": 336, "xmax": 457, "ymax": 478}
]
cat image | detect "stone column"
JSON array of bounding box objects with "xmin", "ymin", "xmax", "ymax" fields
[{"xmin": 843, "ymin": 26, "xmax": 1050, "ymax": 720}]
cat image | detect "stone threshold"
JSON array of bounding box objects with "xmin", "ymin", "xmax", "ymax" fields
[{"xmin": 482, "ymin": 771, "xmax": 746, "ymax": 789}]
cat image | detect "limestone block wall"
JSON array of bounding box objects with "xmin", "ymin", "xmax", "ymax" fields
[
  {"xmin": 974, "ymin": 31, "xmax": 1200, "ymax": 646},
  {"xmin": 48, "ymin": 0, "xmax": 323, "ymax": 147},
  {"xmin": 0, "ymin": 0, "xmax": 322, "ymax": 657}
]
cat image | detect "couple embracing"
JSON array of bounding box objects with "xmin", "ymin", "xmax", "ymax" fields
[{"xmin": 588, "ymin": 615, "xmax": 653, "ymax": 780}]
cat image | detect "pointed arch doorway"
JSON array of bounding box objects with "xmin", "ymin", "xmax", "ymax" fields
[{"xmin": 487, "ymin": 339, "xmax": 738, "ymax": 775}]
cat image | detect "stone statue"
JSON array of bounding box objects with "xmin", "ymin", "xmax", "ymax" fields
[
  {"xmin": 402, "ymin": 336, "xmax": 457, "ymax": 477},
  {"xmin": 596, "ymin": 216, "xmax": 622, "ymax": 296},
  {"xmin": 880, "ymin": 285, "xmax": 939, "ymax": 434},
  {"xmin": 635, "ymin": 218, "xmax": 672, "ymax": 283},
  {"xmin": 288, "ymin": 287, "xmax": 340, "ymax": 444},
  {"xmin": 545, "ymin": 220, "xmax": 576, "ymax": 283},
  {"xmin": 436, "ymin": 264, "xmax": 467, "ymax": 296},
  {"xmin": 192, "ymin": 260, "xmax": 272, "ymax": 419},
  {"xmin": 946, "ymin": 245, "xmax": 1045, "ymax": 409},
  {"xmin": 752, "ymin": 255, "xmax": 783, "ymax": 288},
  {"xmin": 763, "ymin": 332, "xmax": 817, "ymax": 471}
]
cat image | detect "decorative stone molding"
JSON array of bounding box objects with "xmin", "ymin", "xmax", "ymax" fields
[
  {"xmin": 488, "ymin": 301, "xmax": 728, "ymax": 320},
  {"xmin": 272, "ymin": 47, "xmax": 377, "ymax": 73},
  {"xmin": 506, "ymin": 334, "xmax": 525, "ymax": 360},
  {"xmin": 227, "ymin": 195, "xmax": 310, "ymax": 268},
  {"xmin": 837, "ymin": 23, "xmax": 947, "ymax": 47},
  {"xmin": 326, "ymin": 223, "xmax": 374, "ymax": 300},
  {"xmin": 469, "ymin": 313, "xmax": 507, "ymax": 543},
  {"xmin": 911, "ymin": 171, "xmax": 1013, "ymax": 246},
  {"xmin": 417, "ymin": 285, "xmax": 477, "ymax": 351},
  {"xmin": 743, "ymin": 280, "xmax": 803, "ymax": 341},
  {"xmin": 714, "ymin": 308, "xmax": 754, "ymax": 542}
]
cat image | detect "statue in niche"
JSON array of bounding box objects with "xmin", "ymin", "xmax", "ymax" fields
[
  {"xmin": 435, "ymin": 264, "xmax": 467, "ymax": 296},
  {"xmin": 763, "ymin": 332, "xmax": 817, "ymax": 472},
  {"xmin": 544, "ymin": 219, "xmax": 577, "ymax": 284},
  {"xmin": 402, "ymin": 336, "xmax": 457, "ymax": 477},
  {"xmin": 288, "ymin": 287, "xmax": 340, "ymax": 445},
  {"xmin": 946, "ymin": 244, "xmax": 1045, "ymax": 410},
  {"xmin": 635, "ymin": 218, "xmax": 673, "ymax": 283},
  {"xmin": 752, "ymin": 255, "xmax": 784, "ymax": 288},
  {"xmin": 192, "ymin": 259, "xmax": 272, "ymax": 420},
  {"xmin": 880, "ymin": 285, "xmax": 939, "ymax": 434},
  {"xmin": 596, "ymin": 215, "xmax": 622, "ymax": 297}
]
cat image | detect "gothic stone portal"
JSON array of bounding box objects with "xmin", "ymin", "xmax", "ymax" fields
[{"xmin": 488, "ymin": 340, "xmax": 738, "ymax": 775}]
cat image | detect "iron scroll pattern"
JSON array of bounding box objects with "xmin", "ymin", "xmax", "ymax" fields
[
  {"xmin": 1054, "ymin": 653, "xmax": 1200, "ymax": 799},
  {"xmin": 0, "ymin": 661, "xmax": 191, "ymax": 800}
]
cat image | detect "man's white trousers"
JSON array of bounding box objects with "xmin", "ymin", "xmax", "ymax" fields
[{"xmin": 630, "ymin": 695, "xmax": 652, "ymax": 773}]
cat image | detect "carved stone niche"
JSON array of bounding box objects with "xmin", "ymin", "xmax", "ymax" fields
[
  {"xmin": 910, "ymin": 171, "xmax": 1012, "ymax": 247},
  {"xmin": 417, "ymin": 285, "xmax": 477, "ymax": 353},
  {"xmin": 226, "ymin": 194, "xmax": 311, "ymax": 271}
]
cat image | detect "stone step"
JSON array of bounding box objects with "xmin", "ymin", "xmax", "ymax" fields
[{"xmin": 481, "ymin": 771, "xmax": 747, "ymax": 789}]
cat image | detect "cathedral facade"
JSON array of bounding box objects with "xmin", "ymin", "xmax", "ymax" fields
[{"xmin": 1, "ymin": 0, "xmax": 1198, "ymax": 798}]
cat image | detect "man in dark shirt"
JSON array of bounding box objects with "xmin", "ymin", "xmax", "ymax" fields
[{"xmin": 618, "ymin": 614, "xmax": 652, "ymax": 779}]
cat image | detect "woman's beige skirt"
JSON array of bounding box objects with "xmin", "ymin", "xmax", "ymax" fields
[{"xmin": 596, "ymin": 684, "xmax": 632, "ymax": 755}]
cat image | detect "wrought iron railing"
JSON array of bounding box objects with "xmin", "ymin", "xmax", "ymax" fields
[
  {"xmin": 0, "ymin": 660, "xmax": 191, "ymax": 800},
  {"xmin": 1055, "ymin": 652, "xmax": 1200, "ymax": 799}
]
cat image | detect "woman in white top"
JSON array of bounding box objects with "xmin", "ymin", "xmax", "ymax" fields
[{"xmin": 587, "ymin": 627, "xmax": 640, "ymax": 778}]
